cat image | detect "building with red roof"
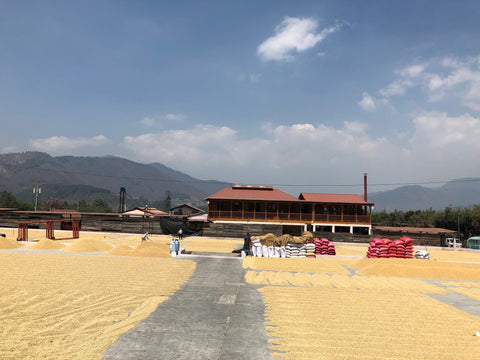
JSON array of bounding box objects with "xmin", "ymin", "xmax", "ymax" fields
[{"xmin": 205, "ymin": 184, "xmax": 374, "ymax": 236}]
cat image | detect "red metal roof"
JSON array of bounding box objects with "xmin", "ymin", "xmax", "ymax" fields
[
  {"xmin": 299, "ymin": 193, "xmax": 371, "ymax": 204},
  {"xmin": 206, "ymin": 185, "xmax": 298, "ymax": 201}
]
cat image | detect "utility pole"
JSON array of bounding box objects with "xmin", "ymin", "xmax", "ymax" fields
[
  {"xmin": 119, "ymin": 187, "xmax": 126, "ymax": 213},
  {"xmin": 33, "ymin": 180, "xmax": 42, "ymax": 211}
]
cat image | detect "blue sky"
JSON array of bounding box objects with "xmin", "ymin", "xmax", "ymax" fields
[{"xmin": 1, "ymin": 0, "xmax": 480, "ymax": 195}]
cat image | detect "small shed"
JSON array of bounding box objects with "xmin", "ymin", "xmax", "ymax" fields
[
  {"xmin": 170, "ymin": 204, "xmax": 205, "ymax": 216},
  {"xmin": 121, "ymin": 207, "xmax": 167, "ymax": 217},
  {"xmin": 374, "ymin": 226, "xmax": 455, "ymax": 246}
]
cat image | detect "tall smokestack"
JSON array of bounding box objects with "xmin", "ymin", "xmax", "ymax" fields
[{"xmin": 364, "ymin": 173, "xmax": 368, "ymax": 202}]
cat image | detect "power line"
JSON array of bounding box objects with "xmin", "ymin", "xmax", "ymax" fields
[
  {"xmin": 23, "ymin": 167, "xmax": 480, "ymax": 189},
  {"xmin": 271, "ymin": 178, "xmax": 480, "ymax": 188}
]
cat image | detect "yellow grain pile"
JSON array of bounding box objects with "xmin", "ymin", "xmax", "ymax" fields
[
  {"xmin": 353, "ymin": 258, "xmax": 480, "ymax": 280},
  {"xmin": 427, "ymin": 249, "xmax": 480, "ymax": 263},
  {"xmin": 449, "ymin": 287, "xmax": 480, "ymax": 301},
  {"xmin": 27, "ymin": 238, "xmax": 65, "ymax": 250},
  {"xmin": 104, "ymin": 234, "xmax": 171, "ymax": 247},
  {"xmin": 183, "ymin": 238, "xmax": 242, "ymax": 253},
  {"xmin": 262, "ymin": 287, "xmax": 480, "ymax": 360},
  {"xmin": 243, "ymin": 256, "xmax": 355, "ymax": 275},
  {"xmin": 0, "ymin": 236, "xmax": 22, "ymax": 249},
  {"xmin": 245, "ymin": 270, "xmax": 447, "ymax": 294},
  {"xmin": 436, "ymin": 280, "xmax": 480, "ymax": 288},
  {"xmin": 104, "ymin": 244, "xmax": 134, "ymax": 256},
  {"xmin": 0, "ymin": 252, "xmax": 195, "ymax": 360},
  {"xmin": 243, "ymin": 252, "xmax": 480, "ymax": 359},
  {"xmin": 334, "ymin": 244, "xmax": 368, "ymax": 257},
  {"xmin": 61, "ymin": 238, "xmax": 112, "ymax": 253},
  {"xmin": 129, "ymin": 241, "xmax": 171, "ymax": 258}
]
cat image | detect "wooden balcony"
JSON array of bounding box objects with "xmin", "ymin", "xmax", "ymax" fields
[{"xmin": 208, "ymin": 210, "xmax": 371, "ymax": 224}]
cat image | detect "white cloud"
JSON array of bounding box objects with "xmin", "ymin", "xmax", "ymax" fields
[
  {"xmin": 120, "ymin": 113, "xmax": 480, "ymax": 190},
  {"xmin": 373, "ymin": 55, "xmax": 480, "ymax": 111},
  {"xmin": 164, "ymin": 113, "xmax": 187, "ymax": 121},
  {"xmin": 30, "ymin": 135, "xmax": 111, "ymax": 153},
  {"xmin": 121, "ymin": 121, "xmax": 396, "ymax": 185},
  {"xmin": 398, "ymin": 64, "xmax": 425, "ymax": 78},
  {"xmin": 358, "ymin": 92, "xmax": 376, "ymax": 111},
  {"xmin": 26, "ymin": 115, "xmax": 480, "ymax": 192},
  {"xmin": 405, "ymin": 111, "xmax": 480, "ymax": 178},
  {"xmin": 257, "ymin": 17, "xmax": 341, "ymax": 62},
  {"xmin": 379, "ymin": 78, "xmax": 414, "ymax": 97},
  {"xmin": 140, "ymin": 117, "xmax": 155, "ymax": 127},
  {"xmin": 411, "ymin": 111, "xmax": 480, "ymax": 149}
]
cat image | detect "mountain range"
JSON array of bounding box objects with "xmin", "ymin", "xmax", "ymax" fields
[
  {"xmin": 0, "ymin": 151, "xmax": 479, "ymax": 212},
  {"xmin": 369, "ymin": 178, "xmax": 480, "ymax": 211},
  {"xmin": 0, "ymin": 152, "xmax": 231, "ymax": 210}
]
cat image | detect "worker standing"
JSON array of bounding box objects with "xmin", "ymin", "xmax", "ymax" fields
[{"xmin": 243, "ymin": 232, "xmax": 251, "ymax": 256}]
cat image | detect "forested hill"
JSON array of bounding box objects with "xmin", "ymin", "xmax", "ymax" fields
[
  {"xmin": 0, "ymin": 152, "xmax": 232, "ymax": 208},
  {"xmin": 1, "ymin": 152, "xmax": 479, "ymax": 212},
  {"xmin": 370, "ymin": 178, "xmax": 480, "ymax": 211}
]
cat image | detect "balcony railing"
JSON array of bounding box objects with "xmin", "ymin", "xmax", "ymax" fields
[{"xmin": 208, "ymin": 210, "xmax": 371, "ymax": 224}]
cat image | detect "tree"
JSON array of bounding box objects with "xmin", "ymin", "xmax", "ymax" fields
[
  {"xmin": 89, "ymin": 198, "xmax": 113, "ymax": 213},
  {"xmin": 39, "ymin": 199, "xmax": 66, "ymax": 211},
  {"xmin": 0, "ymin": 191, "xmax": 18, "ymax": 208}
]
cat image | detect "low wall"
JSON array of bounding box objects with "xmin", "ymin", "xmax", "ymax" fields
[
  {"xmin": 0, "ymin": 210, "xmax": 446, "ymax": 246},
  {"xmin": 0, "ymin": 210, "xmax": 167, "ymax": 235},
  {"xmin": 372, "ymin": 229, "xmax": 444, "ymax": 247}
]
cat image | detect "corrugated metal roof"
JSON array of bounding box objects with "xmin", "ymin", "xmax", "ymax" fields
[
  {"xmin": 299, "ymin": 193, "xmax": 370, "ymax": 204},
  {"xmin": 205, "ymin": 186, "xmax": 298, "ymax": 201}
]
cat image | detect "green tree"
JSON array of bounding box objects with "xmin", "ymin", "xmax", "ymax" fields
[
  {"xmin": 0, "ymin": 191, "xmax": 18, "ymax": 208},
  {"xmin": 89, "ymin": 198, "xmax": 113, "ymax": 213}
]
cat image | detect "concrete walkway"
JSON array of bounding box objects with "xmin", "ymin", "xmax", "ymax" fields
[{"xmin": 103, "ymin": 256, "xmax": 274, "ymax": 360}]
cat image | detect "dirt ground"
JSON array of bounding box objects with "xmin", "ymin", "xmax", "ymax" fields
[
  {"xmin": 2, "ymin": 228, "xmax": 480, "ymax": 359},
  {"xmin": 243, "ymin": 250, "xmax": 480, "ymax": 359},
  {"xmin": 0, "ymin": 228, "xmax": 198, "ymax": 360}
]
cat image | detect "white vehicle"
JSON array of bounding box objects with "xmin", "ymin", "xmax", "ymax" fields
[{"xmin": 446, "ymin": 237, "xmax": 461, "ymax": 248}]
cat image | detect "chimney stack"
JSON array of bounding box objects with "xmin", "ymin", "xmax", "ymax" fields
[{"xmin": 364, "ymin": 173, "xmax": 368, "ymax": 202}]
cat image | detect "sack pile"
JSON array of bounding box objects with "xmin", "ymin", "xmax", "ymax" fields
[
  {"xmin": 249, "ymin": 233, "xmax": 336, "ymax": 258},
  {"xmin": 314, "ymin": 238, "xmax": 336, "ymax": 255},
  {"xmin": 414, "ymin": 249, "xmax": 430, "ymax": 259},
  {"xmin": 305, "ymin": 241, "xmax": 316, "ymax": 258},
  {"xmin": 251, "ymin": 235, "xmax": 288, "ymax": 257},
  {"xmin": 366, "ymin": 237, "xmax": 414, "ymax": 259},
  {"xmin": 285, "ymin": 242, "xmax": 306, "ymax": 258}
]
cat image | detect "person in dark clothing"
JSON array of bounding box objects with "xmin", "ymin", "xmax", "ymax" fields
[{"xmin": 243, "ymin": 232, "xmax": 251, "ymax": 256}]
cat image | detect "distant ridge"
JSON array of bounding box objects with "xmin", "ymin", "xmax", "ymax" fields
[
  {"xmin": 148, "ymin": 162, "xmax": 233, "ymax": 197},
  {"xmin": 370, "ymin": 178, "xmax": 480, "ymax": 211},
  {"xmin": 0, "ymin": 152, "xmax": 232, "ymax": 208},
  {"xmin": 1, "ymin": 152, "xmax": 479, "ymax": 211}
]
